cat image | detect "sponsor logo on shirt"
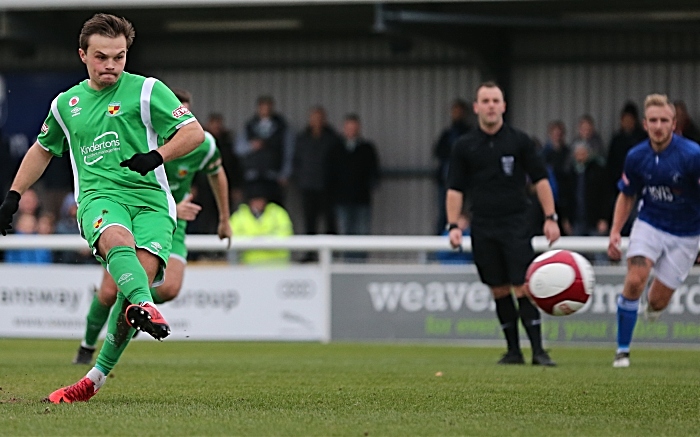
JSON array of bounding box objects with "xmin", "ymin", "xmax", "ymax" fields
[
  {"xmin": 71, "ymin": 107, "xmax": 82, "ymax": 117},
  {"xmin": 81, "ymin": 131, "xmax": 121, "ymax": 165},
  {"xmin": 177, "ymin": 165, "xmax": 189, "ymax": 178},
  {"xmin": 92, "ymin": 216, "xmax": 103, "ymax": 229},
  {"xmin": 40, "ymin": 123, "xmax": 49, "ymax": 134},
  {"xmin": 69, "ymin": 96, "xmax": 79, "ymax": 107},
  {"xmin": 172, "ymin": 105, "xmax": 190, "ymax": 118},
  {"xmin": 645, "ymin": 185, "xmax": 674, "ymax": 202},
  {"xmin": 106, "ymin": 101, "xmax": 121, "ymax": 117}
]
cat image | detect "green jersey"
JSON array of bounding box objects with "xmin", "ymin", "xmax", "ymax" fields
[
  {"xmin": 165, "ymin": 131, "xmax": 222, "ymax": 203},
  {"xmin": 36, "ymin": 72, "xmax": 197, "ymax": 222}
]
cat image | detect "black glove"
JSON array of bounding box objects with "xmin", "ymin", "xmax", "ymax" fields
[
  {"xmin": 0, "ymin": 190, "xmax": 21, "ymax": 236},
  {"xmin": 120, "ymin": 150, "xmax": 164, "ymax": 176}
]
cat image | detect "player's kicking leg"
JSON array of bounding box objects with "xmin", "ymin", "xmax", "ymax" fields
[{"xmin": 47, "ymin": 221, "xmax": 171, "ymax": 403}]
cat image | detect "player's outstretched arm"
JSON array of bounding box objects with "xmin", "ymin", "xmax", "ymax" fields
[
  {"xmin": 0, "ymin": 142, "xmax": 53, "ymax": 235},
  {"xmin": 10, "ymin": 142, "xmax": 54, "ymax": 195},
  {"xmin": 207, "ymin": 170, "xmax": 232, "ymax": 241}
]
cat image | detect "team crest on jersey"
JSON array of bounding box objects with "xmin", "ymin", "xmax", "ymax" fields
[
  {"xmin": 172, "ymin": 105, "xmax": 191, "ymax": 118},
  {"xmin": 69, "ymin": 96, "xmax": 80, "ymax": 107},
  {"xmin": 93, "ymin": 216, "xmax": 104, "ymax": 229},
  {"xmin": 40, "ymin": 123, "xmax": 49, "ymax": 134},
  {"xmin": 107, "ymin": 101, "xmax": 121, "ymax": 116},
  {"xmin": 177, "ymin": 165, "xmax": 189, "ymax": 178}
]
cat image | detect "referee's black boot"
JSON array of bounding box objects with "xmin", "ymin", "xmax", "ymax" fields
[
  {"xmin": 497, "ymin": 351, "xmax": 525, "ymax": 365},
  {"xmin": 532, "ymin": 351, "xmax": 556, "ymax": 367}
]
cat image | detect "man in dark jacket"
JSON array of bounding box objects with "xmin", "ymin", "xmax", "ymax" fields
[
  {"xmin": 606, "ymin": 102, "xmax": 647, "ymax": 235},
  {"xmin": 293, "ymin": 106, "xmax": 341, "ymax": 236},
  {"xmin": 433, "ymin": 99, "xmax": 471, "ymax": 234},
  {"xmin": 235, "ymin": 95, "xmax": 293, "ymax": 206},
  {"xmin": 561, "ymin": 143, "xmax": 610, "ymax": 238},
  {"xmin": 329, "ymin": 114, "xmax": 380, "ymax": 237}
]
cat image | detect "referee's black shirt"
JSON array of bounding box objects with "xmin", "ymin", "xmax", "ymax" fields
[{"xmin": 447, "ymin": 123, "xmax": 548, "ymax": 219}]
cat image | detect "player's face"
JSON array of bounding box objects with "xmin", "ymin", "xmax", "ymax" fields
[
  {"xmin": 643, "ymin": 104, "xmax": 676, "ymax": 147},
  {"xmin": 473, "ymin": 87, "xmax": 506, "ymax": 130},
  {"xmin": 79, "ymin": 34, "xmax": 128, "ymax": 90}
]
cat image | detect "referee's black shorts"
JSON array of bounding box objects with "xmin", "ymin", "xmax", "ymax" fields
[{"xmin": 470, "ymin": 212, "xmax": 535, "ymax": 287}]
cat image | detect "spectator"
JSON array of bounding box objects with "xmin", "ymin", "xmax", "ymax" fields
[
  {"xmin": 571, "ymin": 114, "xmax": 605, "ymax": 158},
  {"xmin": 329, "ymin": 114, "xmax": 380, "ymax": 237},
  {"xmin": 541, "ymin": 120, "xmax": 571, "ymax": 178},
  {"xmin": 539, "ymin": 122, "xmax": 570, "ymax": 231},
  {"xmin": 38, "ymin": 155, "xmax": 73, "ymax": 219},
  {"xmin": 560, "ymin": 143, "xmax": 609, "ymax": 239},
  {"xmin": 54, "ymin": 194, "xmax": 96, "ymax": 265},
  {"xmin": 229, "ymin": 181, "xmax": 293, "ymax": 265},
  {"xmin": 205, "ymin": 113, "xmax": 241, "ymax": 198},
  {"xmin": 293, "ymin": 106, "xmax": 340, "ymax": 237},
  {"xmin": 673, "ymin": 100, "xmax": 700, "ymax": 144},
  {"xmin": 4, "ymin": 213, "xmax": 52, "ymax": 264},
  {"xmin": 17, "ymin": 188, "xmax": 40, "ymax": 217},
  {"xmin": 235, "ymin": 95, "xmax": 294, "ymax": 206},
  {"xmin": 606, "ymin": 102, "xmax": 647, "ymax": 236},
  {"xmin": 433, "ymin": 99, "xmax": 471, "ymax": 234},
  {"xmin": 435, "ymin": 212, "xmax": 473, "ymax": 264}
]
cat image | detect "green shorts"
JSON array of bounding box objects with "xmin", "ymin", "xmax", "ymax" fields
[
  {"xmin": 170, "ymin": 219, "xmax": 188, "ymax": 263},
  {"xmin": 78, "ymin": 198, "xmax": 176, "ymax": 282}
]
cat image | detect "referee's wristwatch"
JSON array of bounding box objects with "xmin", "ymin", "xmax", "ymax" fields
[
  {"xmin": 545, "ymin": 213, "xmax": 559, "ymax": 222},
  {"xmin": 445, "ymin": 223, "xmax": 460, "ymax": 232}
]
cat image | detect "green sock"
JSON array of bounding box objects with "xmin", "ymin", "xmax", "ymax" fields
[
  {"xmin": 84, "ymin": 294, "xmax": 111, "ymax": 348},
  {"xmin": 106, "ymin": 246, "xmax": 152, "ymax": 305},
  {"xmin": 95, "ymin": 293, "xmax": 136, "ymax": 375},
  {"xmin": 150, "ymin": 287, "xmax": 166, "ymax": 304}
]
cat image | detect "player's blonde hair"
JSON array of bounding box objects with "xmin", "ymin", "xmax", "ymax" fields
[{"xmin": 644, "ymin": 94, "xmax": 676, "ymax": 117}]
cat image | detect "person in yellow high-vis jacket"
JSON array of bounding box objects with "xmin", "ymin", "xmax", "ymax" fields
[{"xmin": 230, "ymin": 181, "xmax": 293, "ymax": 264}]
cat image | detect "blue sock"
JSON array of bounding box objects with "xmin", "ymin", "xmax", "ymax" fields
[{"xmin": 617, "ymin": 295, "xmax": 639, "ymax": 353}]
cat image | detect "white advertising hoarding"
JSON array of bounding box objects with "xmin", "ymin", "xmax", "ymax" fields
[{"xmin": 0, "ymin": 264, "xmax": 325, "ymax": 341}]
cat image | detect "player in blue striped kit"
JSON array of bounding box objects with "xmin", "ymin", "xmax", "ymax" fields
[{"xmin": 608, "ymin": 93, "xmax": 700, "ymax": 368}]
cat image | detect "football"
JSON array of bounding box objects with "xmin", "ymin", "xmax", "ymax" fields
[{"xmin": 525, "ymin": 250, "xmax": 595, "ymax": 316}]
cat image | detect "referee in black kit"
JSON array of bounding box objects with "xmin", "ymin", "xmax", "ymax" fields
[{"xmin": 446, "ymin": 81, "xmax": 560, "ymax": 366}]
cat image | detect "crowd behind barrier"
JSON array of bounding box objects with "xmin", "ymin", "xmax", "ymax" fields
[{"xmin": 2, "ymin": 95, "xmax": 699, "ymax": 267}]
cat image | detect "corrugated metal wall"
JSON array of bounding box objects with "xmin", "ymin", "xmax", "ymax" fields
[
  {"xmin": 510, "ymin": 62, "xmax": 700, "ymax": 147},
  {"xmin": 152, "ymin": 65, "xmax": 481, "ymax": 235}
]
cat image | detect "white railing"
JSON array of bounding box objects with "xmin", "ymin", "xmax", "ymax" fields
[{"xmin": 0, "ymin": 234, "xmax": 622, "ymax": 252}]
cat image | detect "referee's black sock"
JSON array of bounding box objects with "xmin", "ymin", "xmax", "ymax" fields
[
  {"xmin": 518, "ymin": 296, "xmax": 544, "ymax": 355},
  {"xmin": 495, "ymin": 295, "xmax": 521, "ymax": 354}
]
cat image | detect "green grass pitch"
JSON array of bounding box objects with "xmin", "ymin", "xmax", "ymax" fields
[{"xmin": 1, "ymin": 339, "xmax": 699, "ymax": 436}]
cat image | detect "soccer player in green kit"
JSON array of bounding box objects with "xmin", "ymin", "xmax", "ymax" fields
[
  {"xmin": 72, "ymin": 88, "xmax": 232, "ymax": 365},
  {"xmin": 0, "ymin": 13, "xmax": 206, "ymax": 403}
]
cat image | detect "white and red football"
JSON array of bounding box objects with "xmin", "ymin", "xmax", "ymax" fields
[{"xmin": 525, "ymin": 250, "xmax": 595, "ymax": 316}]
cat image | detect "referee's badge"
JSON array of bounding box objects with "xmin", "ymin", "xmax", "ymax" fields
[{"xmin": 501, "ymin": 156, "xmax": 515, "ymax": 176}]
